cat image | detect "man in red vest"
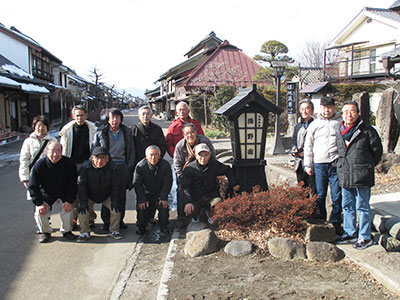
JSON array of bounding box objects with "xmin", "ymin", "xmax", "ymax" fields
[{"xmin": 166, "ymin": 101, "xmax": 204, "ymax": 158}]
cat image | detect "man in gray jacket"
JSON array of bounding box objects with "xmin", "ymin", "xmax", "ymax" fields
[
  {"xmin": 336, "ymin": 101, "xmax": 382, "ymax": 250},
  {"xmin": 304, "ymin": 96, "xmax": 343, "ymax": 234}
]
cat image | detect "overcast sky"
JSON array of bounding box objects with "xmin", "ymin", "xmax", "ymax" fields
[{"xmin": 0, "ymin": 0, "xmax": 395, "ymax": 95}]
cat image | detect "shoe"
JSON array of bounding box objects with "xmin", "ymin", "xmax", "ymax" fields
[
  {"xmin": 206, "ymin": 210, "xmax": 214, "ymax": 225},
  {"xmin": 119, "ymin": 222, "xmax": 128, "ymax": 230},
  {"xmin": 109, "ymin": 231, "xmax": 123, "ymax": 240},
  {"xmin": 39, "ymin": 233, "xmax": 51, "ymax": 243},
  {"xmin": 353, "ymin": 238, "xmax": 373, "ymax": 250},
  {"xmin": 175, "ymin": 218, "xmax": 187, "ymax": 230},
  {"xmin": 336, "ymin": 235, "xmax": 357, "ymax": 245},
  {"xmin": 63, "ymin": 231, "xmax": 77, "ymax": 241},
  {"xmin": 77, "ymin": 232, "xmax": 90, "ymax": 243},
  {"xmin": 160, "ymin": 227, "xmax": 170, "ymax": 238}
]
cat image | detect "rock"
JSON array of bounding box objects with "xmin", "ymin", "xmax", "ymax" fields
[
  {"xmin": 376, "ymin": 233, "xmax": 400, "ymax": 252},
  {"xmin": 305, "ymin": 220, "xmax": 337, "ymax": 242},
  {"xmin": 385, "ymin": 216, "xmax": 400, "ymax": 240},
  {"xmin": 306, "ymin": 242, "xmax": 345, "ymax": 262},
  {"xmin": 184, "ymin": 229, "xmax": 219, "ymax": 257},
  {"xmin": 268, "ymin": 237, "xmax": 306, "ymax": 260},
  {"xmin": 224, "ymin": 240, "xmax": 253, "ymax": 257},
  {"xmin": 371, "ymin": 211, "xmax": 387, "ymax": 233},
  {"xmin": 352, "ymin": 92, "xmax": 370, "ymax": 124},
  {"xmin": 186, "ymin": 222, "xmax": 208, "ymax": 240}
]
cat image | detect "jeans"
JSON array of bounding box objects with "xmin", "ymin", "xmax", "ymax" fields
[
  {"xmin": 342, "ymin": 187, "xmax": 371, "ymax": 240},
  {"xmin": 313, "ymin": 163, "xmax": 342, "ymax": 223}
]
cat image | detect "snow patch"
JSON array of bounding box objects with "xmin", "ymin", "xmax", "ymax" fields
[{"xmin": 2, "ymin": 64, "xmax": 34, "ymax": 79}]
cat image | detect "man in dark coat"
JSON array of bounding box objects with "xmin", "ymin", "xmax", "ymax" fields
[
  {"xmin": 29, "ymin": 141, "xmax": 78, "ymax": 243},
  {"xmin": 336, "ymin": 101, "xmax": 383, "ymax": 250},
  {"xmin": 77, "ymin": 147, "xmax": 124, "ymax": 242},
  {"xmin": 181, "ymin": 143, "xmax": 240, "ymax": 222},
  {"xmin": 132, "ymin": 105, "xmax": 166, "ymax": 163},
  {"xmin": 92, "ymin": 108, "xmax": 135, "ymax": 230},
  {"xmin": 133, "ymin": 145, "xmax": 172, "ymax": 236}
]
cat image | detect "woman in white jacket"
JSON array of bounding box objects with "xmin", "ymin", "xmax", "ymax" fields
[{"xmin": 19, "ymin": 115, "xmax": 56, "ymax": 192}]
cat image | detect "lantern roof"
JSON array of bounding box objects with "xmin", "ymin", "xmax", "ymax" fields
[{"xmin": 215, "ymin": 84, "xmax": 282, "ymax": 117}]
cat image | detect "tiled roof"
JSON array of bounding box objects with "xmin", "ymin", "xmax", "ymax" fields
[
  {"xmin": 365, "ymin": 7, "xmax": 400, "ymax": 23},
  {"xmin": 300, "ymin": 81, "xmax": 338, "ymax": 94},
  {"xmin": 182, "ymin": 41, "xmax": 261, "ymax": 88},
  {"xmin": 297, "ymin": 68, "xmax": 323, "ymax": 85}
]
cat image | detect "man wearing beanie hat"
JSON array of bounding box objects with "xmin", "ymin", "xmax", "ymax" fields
[
  {"xmin": 76, "ymin": 147, "xmax": 125, "ymax": 242},
  {"xmin": 181, "ymin": 143, "xmax": 240, "ymax": 223},
  {"xmin": 304, "ymin": 96, "xmax": 343, "ymax": 235}
]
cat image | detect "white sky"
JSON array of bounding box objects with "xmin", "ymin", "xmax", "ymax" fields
[{"xmin": 0, "ymin": 0, "xmax": 395, "ymax": 95}]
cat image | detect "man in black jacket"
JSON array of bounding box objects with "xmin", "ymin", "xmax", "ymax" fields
[
  {"xmin": 29, "ymin": 141, "xmax": 78, "ymax": 243},
  {"xmin": 92, "ymin": 108, "xmax": 135, "ymax": 230},
  {"xmin": 77, "ymin": 147, "xmax": 124, "ymax": 242},
  {"xmin": 132, "ymin": 105, "xmax": 166, "ymax": 162},
  {"xmin": 336, "ymin": 101, "xmax": 383, "ymax": 250},
  {"xmin": 133, "ymin": 145, "xmax": 172, "ymax": 236},
  {"xmin": 181, "ymin": 143, "xmax": 240, "ymax": 222}
]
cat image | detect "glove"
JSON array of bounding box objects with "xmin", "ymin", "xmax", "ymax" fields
[
  {"xmin": 112, "ymin": 203, "xmax": 122, "ymax": 213},
  {"xmin": 78, "ymin": 206, "xmax": 88, "ymax": 215}
]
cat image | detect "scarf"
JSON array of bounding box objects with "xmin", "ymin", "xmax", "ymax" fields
[
  {"xmin": 340, "ymin": 118, "xmax": 360, "ymax": 141},
  {"xmin": 182, "ymin": 138, "xmax": 199, "ymax": 171}
]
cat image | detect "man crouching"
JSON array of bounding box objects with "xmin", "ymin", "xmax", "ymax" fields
[
  {"xmin": 133, "ymin": 145, "xmax": 173, "ymax": 237},
  {"xmin": 181, "ymin": 143, "xmax": 240, "ymax": 224},
  {"xmin": 77, "ymin": 147, "xmax": 124, "ymax": 242}
]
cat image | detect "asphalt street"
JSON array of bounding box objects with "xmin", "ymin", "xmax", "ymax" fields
[{"xmin": 0, "ymin": 110, "xmax": 175, "ymax": 300}]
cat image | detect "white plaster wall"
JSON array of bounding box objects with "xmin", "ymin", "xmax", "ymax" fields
[
  {"xmin": 0, "ymin": 31, "xmax": 29, "ymax": 72},
  {"xmin": 344, "ymin": 18, "xmax": 398, "ymax": 46}
]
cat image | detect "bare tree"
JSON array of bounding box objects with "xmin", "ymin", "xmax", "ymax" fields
[
  {"xmin": 295, "ymin": 39, "xmax": 327, "ymax": 68},
  {"xmin": 89, "ymin": 67, "xmax": 104, "ymax": 85}
]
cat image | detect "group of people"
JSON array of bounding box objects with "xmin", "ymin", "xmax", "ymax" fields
[
  {"xmin": 19, "ymin": 101, "xmax": 239, "ymax": 243},
  {"xmin": 291, "ymin": 96, "xmax": 383, "ymax": 250}
]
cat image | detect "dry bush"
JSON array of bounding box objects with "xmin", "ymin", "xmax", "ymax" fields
[{"xmin": 213, "ymin": 183, "xmax": 317, "ymax": 236}]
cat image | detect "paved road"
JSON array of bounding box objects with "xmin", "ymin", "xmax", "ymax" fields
[{"xmin": 0, "ymin": 110, "xmax": 176, "ymax": 300}]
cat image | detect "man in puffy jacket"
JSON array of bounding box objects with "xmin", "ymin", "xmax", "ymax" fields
[
  {"xmin": 304, "ymin": 96, "xmax": 343, "ymax": 234},
  {"xmin": 181, "ymin": 143, "xmax": 240, "ymax": 222},
  {"xmin": 133, "ymin": 145, "xmax": 172, "ymax": 236},
  {"xmin": 77, "ymin": 147, "xmax": 124, "ymax": 242},
  {"xmin": 59, "ymin": 105, "xmax": 98, "ymax": 228},
  {"xmin": 336, "ymin": 101, "xmax": 382, "ymax": 250}
]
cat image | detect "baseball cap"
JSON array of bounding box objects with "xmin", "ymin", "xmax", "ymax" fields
[
  {"xmin": 92, "ymin": 147, "xmax": 109, "ymax": 156},
  {"xmin": 195, "ymin": 143, "xmax": 210, "ymax": 155}
]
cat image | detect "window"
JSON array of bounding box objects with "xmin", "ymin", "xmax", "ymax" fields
[{"xmin": 370, "ymin": 49, "xmax": 376, "ymax": 73}]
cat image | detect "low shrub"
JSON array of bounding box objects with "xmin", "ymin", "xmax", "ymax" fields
[
  {"xmin": 204, "ymin": 128, "xmax": 229, "ymax": 139},
  {"xmin": 213, "ymin": 183, "xmax": 317, "ymax": 236}
]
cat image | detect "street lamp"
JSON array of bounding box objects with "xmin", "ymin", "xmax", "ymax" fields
[{"xmin": 270, "ymin": 60, "xmax": 287, "ymax": 155}]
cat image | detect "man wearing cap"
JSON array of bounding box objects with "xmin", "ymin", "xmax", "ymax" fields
[
  {"xmin": 76, "ymin": 147, "xmax": 124, "ymax": 242},
  {"xmin": 173, "ymin": 123, "xmax": 215, "ymax": 228},
  {"xmin": 29, "ymin": 141, "xmax": 78, "ymax": 243},
  {"xmin": 181, "ymin": 143, "xmax": 240, "ymax": 222},
  {"xmin": 166, "ymin": 101, "xmax": 204, "ymax": 158},
  {"xmin": 335, "ymin": 101, "xmax": 382, "ymax": 250},
  {"xmin": 133, "ymin": 145, "xmax": 172, "ymax": 236},
  {"xmin": 304, "ymin": 96, "xmax": 343, "ymax": 234},
  {"xmin": 59, "ymin": 105, "xmax": 98, "ymax": 228}
]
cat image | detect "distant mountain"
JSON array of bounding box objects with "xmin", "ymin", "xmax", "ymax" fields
[{"xmin": 122, "ymin": 86, "xmax": 145, "ymax": 98}]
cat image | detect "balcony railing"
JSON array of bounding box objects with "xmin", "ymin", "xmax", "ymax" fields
[{"xmin": 32, "ymin": 67, "xmax": 54, "ymax": 82}]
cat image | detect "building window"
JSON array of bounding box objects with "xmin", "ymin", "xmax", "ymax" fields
[{"xmin": 370, "ymin": 49, "xmax": 376, "ymax": 73}]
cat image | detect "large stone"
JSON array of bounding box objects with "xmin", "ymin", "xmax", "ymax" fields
[
  {"xmin": 385, "ymin": 216, "xmax": 400, "ymax": 240},
  {"xmin": 186, "ymin": 222, "xmax": 208, "ymax": 240},
  {"xmin": 184, "ymin": 229, "xmax": 219, "ymax": 257},
  {"xmin": 224, "ymin": 240, "xmax": 253, "ymax": 257},
  {"xmin": 352, "ymin": 91, "xmax": 370, "ymax": 124},
  {"xmin": 268, "ymin": 237, "xmax": 306, "ymax": 260},
  {"xmin": 305, "ymin": 220, "xmax": 337, "ymax": 242},
  {"xmin": 371, "ymin": 211, "xmax": 387, "ymax": 234},
  {"xmin": 306, "ymin": 242, "xmax": 345, "ymax": 262},
  {"xmin": 376, "ymin": 88, "xmax": 400, "ymax": 153}
]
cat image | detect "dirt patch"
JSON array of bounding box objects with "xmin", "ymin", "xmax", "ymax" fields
[{"xmin": 168, "ymin": 238, "xmax": 398, "ymax": 300}]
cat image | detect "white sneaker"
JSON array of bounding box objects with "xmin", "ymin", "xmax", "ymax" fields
[
  {"xmin": 77, "ymin": 232, "xmax": 90, "ymax": 243},
  {"xmin": 109, "ymin": 231, "xmax": 123, "ymax": 240}
]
